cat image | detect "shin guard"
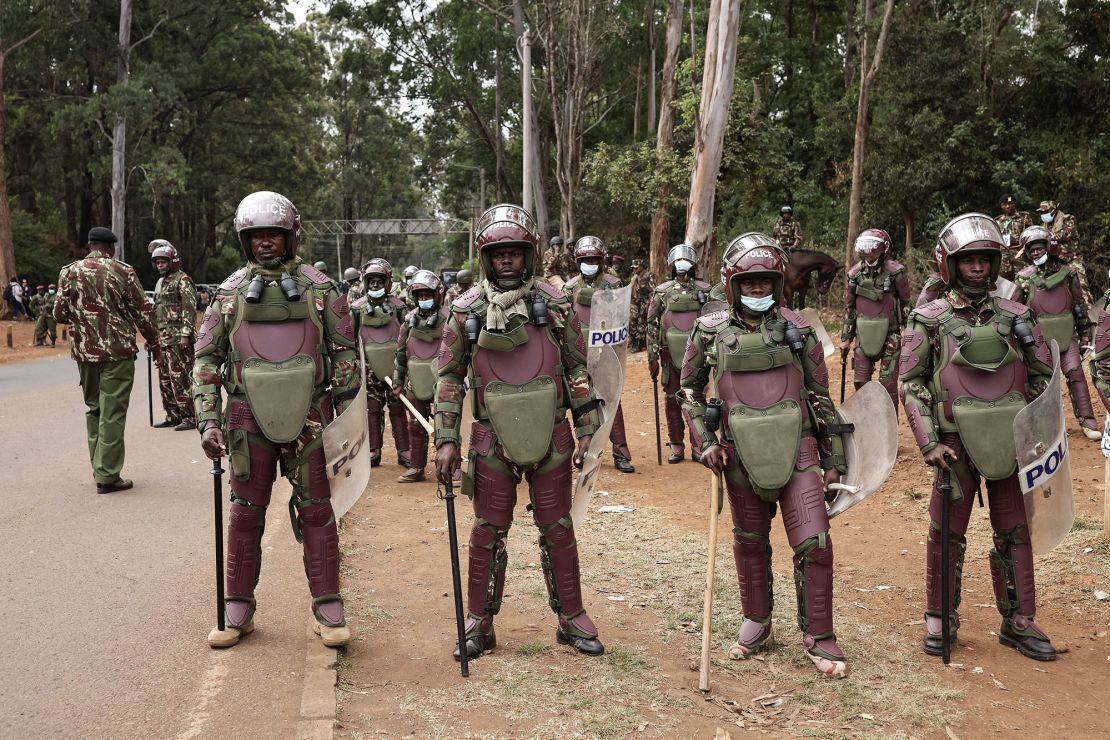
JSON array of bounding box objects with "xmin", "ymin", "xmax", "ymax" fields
[
  {"xmin": 388, "ymin": 398, "xmax": 410, "ymax": 452},
  {"xmin": 367, "ymin": 396, "xmax": 384, "ymax": 450},
  {"xmin": 793, "ymin": 532, "xmax": 835, "ymax": 639},
  {"xmin": 466, "ymin": 518, "xmax": 510, "ymax": 620}
]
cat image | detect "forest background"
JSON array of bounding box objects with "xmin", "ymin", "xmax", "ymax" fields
[{"xmin": 1, "ymin": 0, "xmax": 1107, "ymax": 300}]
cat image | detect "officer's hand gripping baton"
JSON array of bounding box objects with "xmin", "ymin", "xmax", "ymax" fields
[
  {"xmin": 212, "ymin": 458, "xmax": 225, "ymax": 632},
  {"xmin": 939, "ymin": 453, "xmax": 953, "ymax": 664},
  {"xmin": 383, "ymin": 376, "xmax": 434, "ymax": 434},
  {"xmin": 440, "ymin": 476, "xmax": 469, "ymax": 678}
]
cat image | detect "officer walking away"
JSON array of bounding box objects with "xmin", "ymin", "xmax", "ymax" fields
[
  {"xmin": 194, "ymin": 191, "xmax": 360, "ymax": 649},
  {"xmin": 840, "ymin": 228, "xmax": 910, "ymax": 412},
  {"xmin": 434, "ymin": 204, "xmax": 605, "ymax": 660},
  {"xmin": 29, "ymin": 285, "xmax": 56, "ymax": 346},
  {"xmin": 646, "ymin": 244, "xmax": 711, "ymax": 462},
  {"xmin": 772, "ymin": 205, "xmax": 803, "ymax": 251},
  {"xmin": 1013, "ymin": 226, "xmax": 1100, "ymax": 439},
  {"xmin": 563, "ymin": 236, "xmax": 635, "ymax": 473},
  {"xmin": 53, "ymin": 227, "xmax": 159, "ymax": 493},
  {"xmin": 994, "ymin": 194, "xmax": 1031, "ymax": 280},
  {"xmin": 681, "ymin": 233, "xmax": 850, "ymax": 677},
  {"xmin": 628, "ymin": 259, "xmax": 655, "ymax": 352},
  {"xmin": 150, "ymin": 240, "xmax": 197, "ymax": 431},
  {"xmin": 900, "ymin": 213, "xmax": 1058, "ymax": 661}
]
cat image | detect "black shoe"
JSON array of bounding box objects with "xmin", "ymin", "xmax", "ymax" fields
[
  {"xmin": 922, "ymin": 631, "xmax": 956, "ymax": 657},
  {"xmin": 153, "ymin": 420, "xmax": 176, "ymax": 428},
  {"xmin": 999, "ymin": 617, "xmax": 1057, "ymax": 661},
  {"xmin": 370, "ymin": 450, "xmax": 382, "ymax": 468},
  {"xmin": 174, "ymin": 421, "xmax": 196, "ymax": 431},
  {"xmin": 96, "ymin": 478, "xmax": 134, "ymax": 494},
  {"xmin": 453, "ymin": 630, "xmax": 496, "ymax": 660},
  {"xmin": 667, "ymin": 450, "xmax": 684, "ymax": 464},
  {"xmin": 556, "ymin": 628, "xmax": 605, "ymax": 656},
  {"xmin": 613, "ymin": 456, "xmax": 635, "ymax": 473},
  {"xmin": 398, "ymin": 451, "xmax": 412, "ymax": 468},
  {"xmin": 692, "ymin": 450, "xmax": 702, "ymax": 464}
]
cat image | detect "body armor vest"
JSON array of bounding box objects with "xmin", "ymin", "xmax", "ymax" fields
[
  {"xmin": 1023, "ymin": 266, "xmax": 1076, "ymax": 353},
  {"xmin": 661, "ymin": 279, "xmax": 708, "ymax": 369},
  {"xmin": 851, "ymin": 267, "xmax": 897, "ymax": 358},
  {"xmin": 226, "ymin": 276, "xmax": 327, "ymax": 443},
  {"xmin": 711, "ymin": 315, "xmax": 807, "ymax": 491},
  {"xmin": 358, "ymin": 297, "xmax": 403, "ymax": 381},
  {"xmin": 568, "ymin": 274, "xmax": 618, "ymax": 327},
  {"xmin": 405, "ymin": 310, "xmax": 445, "ymax": 401}
]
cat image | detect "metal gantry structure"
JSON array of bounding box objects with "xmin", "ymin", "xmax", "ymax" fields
[{"xmin": 300, "ymin": 218, "xmax": 472, "ymax": 275}]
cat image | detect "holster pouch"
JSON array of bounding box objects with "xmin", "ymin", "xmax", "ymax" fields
[
  {"xmin": 951, "ymin": 392, "xmax": 1025, "ymax": 479},
  {"xmin": 241, "ymin": 355, "xmax": 315, "ymax": 443}
]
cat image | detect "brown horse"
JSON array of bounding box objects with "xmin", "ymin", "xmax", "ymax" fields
[{"xmin": 782, "ymin": 249, "xmax": 841, "ymax": 309}]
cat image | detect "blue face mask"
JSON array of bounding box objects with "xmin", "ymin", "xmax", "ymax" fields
[
  {"xmin": 418, "ymin": 298, "xmax": 435, "ymax": 310},
  {"xmin": 1033, "ymin": 253, "xmax": 1049, "ymax": 266},
  {"xmin": 579, "ymin": 262, "xmax": 599, "ymax": 277},
  {"xmin": 1040, "ymin": 212, "xmax": 1053, "ymax": 224},
  {"xmin": 674, "ymin": 259, "xmax": 693, "ymax": 274},
  {"xmin": 368, "ymin": 288, "xmax": 386, "ymax": 299},
  {"xmin": 740, "ymin": 294, "xmax": 776, "ymax": 313}
]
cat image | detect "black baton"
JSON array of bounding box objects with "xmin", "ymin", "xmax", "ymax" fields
[
  {"xmin": 442, "ymin": 476, "xmax": 469, "ymax": 677},
  {"xmin": 939, "ymin": 453, "xmax": 953, "ymax": 665},
  {"xmin": 652, "ymin": 376, "xmax": 663, "ymax": 466},
  {"xmin": 212, "ymin": 458, "xmax": 225, "ymax": 632},
  {"xmin": 147, "ymin": 349, "xmax": 154, "ymax": 427},
  {"xmin": 840, "ymin": 346, "xmax": 849, "ymax": 404}
]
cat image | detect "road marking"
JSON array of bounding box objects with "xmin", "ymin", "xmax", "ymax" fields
[{"xmin": 176, "ymin": 653, "xmax": 228, "ymax": 740}]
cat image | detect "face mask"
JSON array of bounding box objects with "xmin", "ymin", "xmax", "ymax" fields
[
  {"xmin": 579, "ymin": 262, "xmax": 599, "ymax": 277},
  {"xmin": 1041, "ymin": 213, "xmax": 1053, "ymax": 224},
  {"xmin": 48, "ymin": 290, "xmax": 56, "ymax": 295},
  {"xmin": 674, "ymin": 259, "xmax": 693, "ymax": 274},
  {"xmin": 1033, "ymin": 253, "xmax": 1048, "ymax": 266},
  {"xmin": 865, "ymin": 259, "xmax": 879, "ymax": 268},
  {"xmin": 418, "ymin": 298, "xmax": 435, "ymax": 310},
  {"xmin": 368, "ymin": 288, "xmax": 386, "ymax": 299},
  {"xmin": 740, "ymin": 294, "xmax": 775, "ymax": 313}
]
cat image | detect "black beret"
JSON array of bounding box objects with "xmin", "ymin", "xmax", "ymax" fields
[
  {"xmin": 999, "ymin": 194, "xmax": 1015, "ymax": 205},
  {"xmin": 87, "ymin": 226, "xmax": 118, "ymax": 244}
]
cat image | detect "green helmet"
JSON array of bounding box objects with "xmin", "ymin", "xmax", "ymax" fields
[{"xmin": 456, "ymin": 269, "xmax": 473, "ymax": 286}]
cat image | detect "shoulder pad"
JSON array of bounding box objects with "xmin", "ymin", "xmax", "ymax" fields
[
  {"xmin": 220, "ymin": 268, "xmax": 249, "ymax": 291},
  {"xmin": 299, "ymin": 263, "xmax": 331, "ymax": 285},
  {"xmin": 403, "ymin": 308, "xmax": 418, "ymax": 322},
  {"xmin": 694, "ymin": 279, "xmax": 711, "ymax": 290},
  {"xmin": 847, "ymin": 263, "xmax": 862, "ymax": 278},
  {"xmin": 1016, "ymin": 266, "xmax": 1035, "ymax": 279},
  {"xmin": 535, "ymin": 280, "xmax": 564, "ymax": 299},
  {"xmin": 884, "ymin": 260, "xmax": 905, "ymax": 274},
  {"xmin": 995, "ymin": 297, "xmax": 1031, "ymax": 317},
  {"xmin": 389, "ymin": 295, "xmax": 406, "ymax": 309},
  {"xmin": 912, "ymin": 298, "xmax": 951, "ymax": 321},
  {"xmin": 602, "ymin": 274, "xmax": 621, "ymax": 287},
  {"xmin": 778, "ymin": 307, "xmax": 810, "ymax": 328},
  {"xmin": 656, "ymin": 279, "xmax": 674, "ymax": 291},
  {"xmin": 697, "ymin": 310, "xmax": 731, "ymax": 330},
  {"xmin": 350, "ymin": 295, "xmax": 368, "ymax": 311},
  {"xmin": 563, "ymin": 275, "xmax": 581, "ymax": 290},
  {"xmin": 451, "ymin": 286, "xmax": 483, "ymax": 311}
]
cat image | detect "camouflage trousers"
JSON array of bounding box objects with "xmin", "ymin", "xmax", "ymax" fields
[
  {"xmin": 629, "ymin": 312, "xmax": 647, "ymax": 350},
  {"xmin": 156, "ymin": 337, "xmax": 196, "ymax": 424},
  {"xmin": 1070, "ymin": 256, "xmax": 1093, "ymax": 308},
  {"xmin": 34, "ymin": 315, "xmax": 57, "ymax": 345}
]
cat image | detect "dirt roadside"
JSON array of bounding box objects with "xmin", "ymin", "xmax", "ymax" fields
[
  {"xmin": 0, "ymin": 319, "xmax": 70, "ymax": 364},
  {"xmin": 335, "ymin": 339, "xmax": 1110, "ymax": 739}
]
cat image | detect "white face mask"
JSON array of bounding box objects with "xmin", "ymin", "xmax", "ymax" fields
[
  {"xmin": 579, "ymin": 262, "xmax": 599, "ymax": 277},
  {"xmin": 367, "ymin": 288, "xmax": 386, "ymax": 299},
  {"xmin": 740, "ymin": 294, "xmax": 775, "ymax": 313},
  {"xmin": 1033, "ymin": 253, "xmax": 1049, "ymax": 266},
  {"xmin": 418, "ymin": 298, "xmax": 435, "ymax": 310},
  {"xmin": 674, "ymin": 259, "xmax": 693, "ymax": 274},
  {"xmin": 1040, "ymin": 213, "xmax": 1053, "ymax": 224},
  {"xmin": 865, "ymin": 258, "xmax": 879, "ymax": 267}
]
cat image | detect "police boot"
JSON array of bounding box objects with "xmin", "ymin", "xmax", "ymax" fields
[
  {"xmin": 613, "ymin": 455, "xmax": 635, "ymax": 473},
  {"xmin": 667, "ymin": 444, "xmax": 684, "ymax": 464},
  {"xmin": 1000, "ymin": 616, "xmax": 1056, "ymax": 661},
  {"xmin": 174, "ymin": 420, "xmax": 196, "ymax": 431},
  {"xmin": 208, "ymin": 598, "xmax": 256, "ymax": 648},
  {"xmin": 922, "ymin": 614, "xmax": 958, "ymax": 657},
  {"xmin": 453, "ymin": 616, "xmax": 497, "ymax": 660},
  {"xmin": 397, "ymin": 450, "xmax": 412, "ymax": 468},
  {"xmin": 153, "ymin": 419, "xmax": 176, "ymax": 428},
  {"xmin": 313, "ymin": 598, "xmax": 350, "ymax": 648},
  {"xmin": 728, "ymin": 618, "xmax": 774, "ymax": 660},
  {"xmin": 556, "ymin": 612, "xmax": 604, "ymax": 656},
  {"xmin": 369, "ymin": 449, "xmax": 382, "ymax": 467},
  {"xmin": 398, "ymin": 467, "xmax": 426, "ymax": 483}
]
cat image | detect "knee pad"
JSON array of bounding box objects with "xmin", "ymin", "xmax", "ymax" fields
[
  {"xmin": 297, "ymin": 500, "xmax": 335, "ymax": 529},
  {"xmin": 228, "ymin": 499, "xmax": 266, "ymax": 532},
  {"xmin": 542, "ymin": 517, "xmax": 576, "ymax": 549}
]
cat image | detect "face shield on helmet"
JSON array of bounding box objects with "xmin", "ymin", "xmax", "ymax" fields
[
  {"xmin": 854, "ymin": 228, "xmax": 891, "ymax": 266},
  {"xmin": 233, "ymin": 191, "xmax": 301, "ymax": 263},
  {"xmin": 1018, "ymin": 225, "xmax": 1056, "ymax": 264},
  {"xmin": 474, "ymin": 203, "xmax": 539, "ymax": 288},
  {"xmin": 574, "ymin": 235, "xmax": 605, "ymax": 277},
  {"xmin": 361, "ymin": 258, "xmax": 393, "ymax": 298},
  {"xmin": 409, "ymin": 269, "xmax": 442, "ymax": 310},
  {"xmin": 935, "ymin": 213, "xmax": 1003, "ymax": 285},
  {"xmin": 721, "ymin": 235, "xmax": 786, "ymax": 309},
  {"xmin": 149, "ymin": 242, "xmax": 180, "ymax": 272},
  {"xmin": 667, "ymin": 243, "xmax": 697, "ymax": 277}
]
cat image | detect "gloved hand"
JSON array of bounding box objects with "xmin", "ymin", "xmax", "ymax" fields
[{"xmin": 648, "ymin": 357, "xmax": 659, "ymax": 380}]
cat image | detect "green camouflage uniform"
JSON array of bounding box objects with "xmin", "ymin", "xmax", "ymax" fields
[
  {"xmin": 30, "ymin": 291, "xmax": 57, "ymax": 345},
  {"xmin": 154, "ymin": 269, "xmax": 198, "ymax": 424},
  {"xmin": 53, "ymin": 248, "xmax": 158, "ymax": 485},
  {"xmin": 628, "ymin": 268, "xmax": 656, "ymax": 350},
  {"xmin": 1045, "ymin": 208, "xmax": 1090, "ymax": 307},
  {"xmin": 772, "ymin": 218, "xmax": 802, "ymax": 250},
  {"xmin": 994, "ymin": 210, "xmax": 1032, "ymax": 279},
  {"xmin": 543, "ymin": 246, "xmax": 574, "ymax": 287}
]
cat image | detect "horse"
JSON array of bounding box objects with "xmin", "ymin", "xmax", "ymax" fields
[{"xmin": 782, "ymin": 248, "xmax": 841, "ymax": 310}]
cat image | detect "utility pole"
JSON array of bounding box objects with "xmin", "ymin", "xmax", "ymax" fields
[{"xmin": 521, "ymin": 28, "xmax": 533, "ymax": 219}]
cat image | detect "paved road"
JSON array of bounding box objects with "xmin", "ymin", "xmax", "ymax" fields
[{"xmin": 0, "ymin": 353, "xmax": 313, "ymax": 738}]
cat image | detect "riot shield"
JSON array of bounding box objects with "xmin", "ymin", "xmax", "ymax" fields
[
  {"xmin": 800, "ymin": 308, "xmax": 835, "ymax": 359},
  {"xmin": 1014, "ymin": 340, "xmax": 1074, "ymax": 555},
  {"xmin": 571, "ymin": 285, "xmax": 631, "ymax": 528},
  {"xmin": 826, "ymin": 381, "xmax": 899, "ymax": 518},
  {"xmin": 992, "ymin": 276, "xmax": 1018, "ymax": 301},
  {"xmin": 325, "ymin": 340, "xmax": 372, "ymax": 518}
]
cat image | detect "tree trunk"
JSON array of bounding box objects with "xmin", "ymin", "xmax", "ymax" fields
[
  {"xmin": 0, "ymin": 56, "xmax": 15, "ymax": 312},
  {"xmin": 901, "ymin": 204, "xmax": 915, "ymax": 284},
  {"xmin": 649, "ymin": 0, "xmax": 683, "ymax": 280},
  {"xmin": 494, "ymin": 23, "xmax": 504, "ymax": 202},
  {"xmin": 512, "ymin": 0, "xmax": 549, "ymax": 240},
  {"xmin": 633, "ymin": 57, "xmax": 643, "ymax": 140},
  {"xmin": 684, "ymin": 0, "xmax": 743, "ymax": 272},
  {"xmin": 647, "ymin": 0, "xmax": 657, "ymax": 138},
  {"xmin": 844, "ymin": 0, "xmax": 894, "ymax": 266},
  {"xmin": 111, "ymin": 0, "xmax": 133, "ymax": 261}
]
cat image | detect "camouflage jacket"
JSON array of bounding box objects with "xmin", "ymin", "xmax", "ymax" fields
[
  {"xmin": 543, "ymin": 247, "xmax": 575, "ymax": 281},
  {"xmin": 154, "ymin": 269, "xmax": 197, "ymax": 341},
  {"xmin": 629, "ymin": 271, "xmax": 656, "ymax": 313},
  {"xmin": 432, "ymin": 278, "xmax": 600, "ymax": 448},
  {"xmin": 995, "ymin": 210, "xmax": 1032, "ymax": 249},
  {"xmin": 191, "ymin": 258, "xmax": 359, "ymax": 433},
  {"xmin": 772, "ymin": 219, "xmax": 802, "ymax": 250},
  {"xmin": 29, "ymin": 293, "xmax": 50, "ymax": 317},
  {"xmin": 1048, "ymin": 211, "xmax": 1079, "ymax": 259},
  {"xmin": 53, "ymin": 249, "xmax": 158, "ymax": 363}
]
